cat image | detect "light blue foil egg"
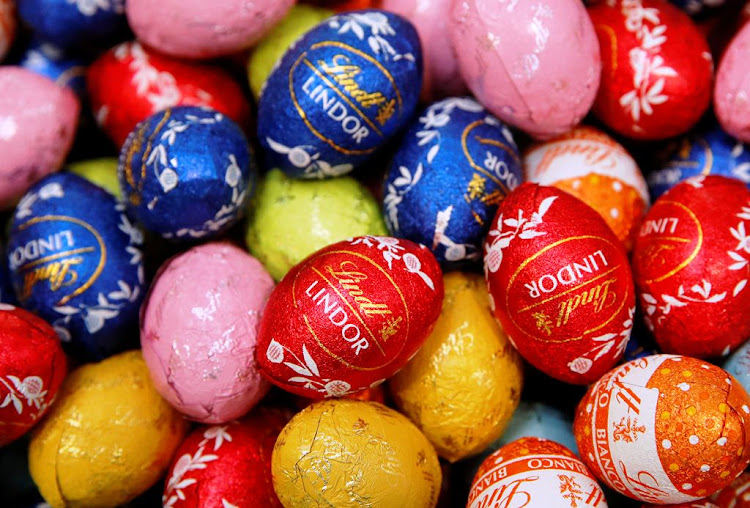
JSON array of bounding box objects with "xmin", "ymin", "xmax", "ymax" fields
[
  {"xmin": 17, "ymin": 39, "xmax": 88, "ymax": 99},
  {"xmin": 6, "ymin": 173, "xmax": 145, "ymax": 360},
  {"xmin": 119, "ymin": 106, "xmax": 254, "ymax": 240},
  {"xmin": 723, "ymin": 339, "xmax": 750, "ymax": 395},
  {"xmin": 383, "ymin": 97, "xmax": 522, "ymax": 269},
  {"xmin": 258, "ymin": 9, "xmax": 422, "ymax": 179}
]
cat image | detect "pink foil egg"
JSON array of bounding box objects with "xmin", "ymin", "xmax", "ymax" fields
[
  {"xmin": 0, "ymin": 67, "xmax": 79, "ymax": 209},
  {"xmin": 449, "ymin": 0, "xmax": 601, "ymax": 139},
  {"xmin": 141, "ymin": 242, "xmax": 275, "ymax": 424},
  {"xmin": 126, "ymin": 0, "xmax": 295, "ymax": 59},
  {"xmin": 715, "ymin": 21, "xmax": 750, "ymax": 143}
]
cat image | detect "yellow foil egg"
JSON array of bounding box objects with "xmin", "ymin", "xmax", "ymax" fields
[
  {"xmin": 272, "ymin": 399, "xmax": 441, "ymax": 507},
  {"xmin": 389, "ymin": 272, "xmax": 523, "ymax": 462},
  {"xmin": 28, "ymin": 350, "xmax": 188, "ymax": 508}
]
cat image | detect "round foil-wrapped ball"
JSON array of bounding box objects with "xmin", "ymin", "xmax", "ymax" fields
[
  {"xmin": 574, "ymin": 354, "xmax": 750, "ymax": 504},
  {"xmin": 0, "ymin": 0, "xmax": 15, "ymax": 62},
  {"xmin": 28, "ymin": 350, "xmax": 188, "ymax": 507},
  {"xmin": 141, "ymin": 243, "xmax": 274, "ymax": 423},
  {"xmin": 87, "ymin": 41, "xmax": 251, "ymax": 147},
  {"xmin": 119, "ymin": 106, "xmax": 253, "ymax": 240},
  {"xmin": 589, "ymin": 0, "xmax": 713, "ymax": 140},
  {"xmin": 484, "ymin": 183, "xmax": 635, "ymax": 384},
  {"xmin": 7, "ymin": 173, "xmax": 145, "ymax": 360},
  {"xmin": 272, "ymin": 399, "xmax": 442, "ymax": 507},
  {"xmin": 17, "ymin": 39, "xmax": 88, "ymax": 99},
  {"xmin": 163, "ymin": 407, "xmax": 291, "ymax": 508},
  {"xmin": 633, "ymin": 176, "xmax": 750, "ymax": 358},
  {"xmin": 389, "ymin": 272, "xmax": 523, "ymax": 462},
  {"xmin": 127, "ymin": 0, "xmax": 294, "ymax": 59},
  {"xmin": 715, "ymin": 21, "xmax": 750, "ymax": 143},
  {"xmin": 257, "ymin": 9, "xmax": 422, "ymax": 178},
  {"xmin": 384, "ymin": 97, "xmax": 521, "ymax": 269},
  {"xmin": 449, "ymin": 0, "xmax": 600, "ymax": 139},
  {"xmin": 68, "ymin": 158, "xmax": 120, "ymax": 198},
  {"xmin": 256, "ymin": 236, "xmax": 443, "ymax": 399},
  {"xmin": 244, "ymin": 168, "xmax": 386, "ymax": 281},
  {"xmin": 468, "ymin": 437, "xmax": 606, "ymax": 508},
  {"xmin": 524, "ymin": 125, "xmax": 649, "ymax": 251},
  {"xmin": 0, "ymin": 67, "xmax": 79, "ymax": 210},
  {"xmin": 0, "ymin": 304, "xmax": 66, "ymax": 447}
]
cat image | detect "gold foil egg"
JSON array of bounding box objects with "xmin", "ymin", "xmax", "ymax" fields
[
  {"xmin": 390, "ymin": 272, "xmax": 523, "ymax": 462},
  {"xmin": 28, "ymin": 350, "xmax": 188, "ymax": 507},
  {"xmin": 272, "ymin": 399, "xmax": 442, "ymax": 507}
]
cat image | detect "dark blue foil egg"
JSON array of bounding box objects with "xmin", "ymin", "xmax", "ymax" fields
[
  {"xmin": 118, "ymin": 106, "xmax": 254, "ymax": 240},
  {"xmin": 6, "ymin": 173, "xmax": 145, "ymax": 360},
  {"xmin": 383, "ymin": 97, "xmax": 522, "ymax": 269},
  {"xmin": 17, "ymin": 0, "xmax": 128, "ymax": 50},
  {"xmin": 669, "ymin": 0, "xmax": 726, "ymax": 17},
  {"xmin": 258, "ymin": 9, "xmax": 422, "ymax": 179},
  {"xmin": 648, "ymin": 123, "xmax": 750, "ymax": 200},
  {"xmin": 17, "ymin": 39, "xmax": 88, "ymax": 99}
]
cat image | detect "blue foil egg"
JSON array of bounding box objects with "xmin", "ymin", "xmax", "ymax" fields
[
  {"xmin": 648, "ymin": 123, "xmax": 750, "ymax": 200},
  {"xmin": 6, "ymin": 173, "xmax": 145, "ymax": 360},
  {"xmin": 382, "ymin": 97, "xmax": 522, "ymax": 269},
  {"xmin": 669, "ymin": 0, "xmax": 726, "ymax": 17},
  {"xmin": 258, "ymin": 9, "xmax": 422, "ymax": 179},
  {"xmin": 17, "ymin": 39, "xmax": 88, "ymax": 99},
  {"xmin": 723, "ymin": 339, "xmax": 750, "ymax": 395},
  {"xmin": 119, "ymin": 106, "xmax": 254, "ymax": 240}
]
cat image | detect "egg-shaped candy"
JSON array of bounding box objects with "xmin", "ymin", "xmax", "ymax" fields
[
  {"xmin": 7, "ymin": 173, "xmax": 145, "ymax": 360},
  {"xmin": 272, "ymin": 399, "xmax": 441, "ymax": 507},
  {"xmin": 449, "ymin": 0, "xmax": 600, "ymax": 139},
  {"xmin": 119, "ymin": 106, "xmax": 253, "ymax": 240},
  {"xmin": 633, "ymin": 176, "xmax": 750, "ymax": 358},
  {"xmin": 17, "ymin": 0, "xmax": 127, "ymax": 50},
  {"xmin": 524, "ymin": 126, "xmax": 649, "ymax": 252},
  {"xmin": 574, "ymin": 355, "xmax": 750, "ymax": 504},
  {"xmin": 163, "ymin": 407, "xmax": 290, "ymax": 508},
  {"xmin": 711, "ymin": 471, "xmax": 750, "ymax": 506},
  {"xmin": 389, "ymin": 272, "xmax": 523, "ymax": 462},
  {"xmin": 484, "ymin": 183, "xmax": 635, "ymax": 384},
  {"xmin": 0, "ymin": 305, "xmax": 66, "ymax": 447},
  {"xmin": 142, "ymin": 243, "xmax": 274, "ymax": 423},
  {"xmin": 715, "ymin": 21, "xmax": 750, "ymax": 143},
  {"xmin": 87, "ymin": 41, "xmax": 251, "ymax": 147},
  {"xmin": 0, "ymin": 67, "xmax": 79, "ymax": 210},
  {"xmin": 127, "ymin": 0, "xmax": 293, "ymax": 59},
  {"xmin": 256, "ymin": 235, "xmax": 443, "ymax": 399},
  {"xmin": 384, "ymin": 97, "xmax": 521, "ymax": 269},
  {"xmin": 468, "ymin": 437, "xmax": 606, "ymax": 508},
  {"xmin": 0, "ymin": 0, "xmax": 16, "ymax": 62},
  {"xmin": 67, "ymin": 158, "xmax": 120, "ymax": 198},
  {"xmin": 17, "ymin": 39, "xmax": 88, "ymax": 99},
  {"xmin": 29, "ymin": 351, "xmax": 188, "ymax": 508},
  {"xmin": 723, "ymin": 339, "xmax": 750, "ymax": 395},
  {"xmin": 258, "ymin": 9, "xmax": 422, "ymax": 179},
  {"xmin": 589, "ymin": 0, "xmax": 713, "ymax": 140}
]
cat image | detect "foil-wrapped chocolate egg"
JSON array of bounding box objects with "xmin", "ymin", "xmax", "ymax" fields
[
  {"xmin": 715, "ymin": 21, "xmax": 750, "ymax": 143},
  {"xmin": 258, "ymin": 9, "xmax": 422, "ymax": 178},
  {"xmin": 7, "ymin": 173, "xmax": 145, "ymax": 360},
  {"xmin": 574, "ymin": 355, "xmax": 750, "ymax": 504},
  {"xmin": 723, "ymin": 339, "xmax": 750, "ymax": 395},
  {"xmin": 67, "ymin": 158, "xmax": 120, "ymax": 198},
  {"xmin": 710, "ymin": 471, "xmax": 750, "ymax": 506},
  {"xmin": 0, "ymin": 0, "xmax": 15, "ymax": 62},
  {"xmin": 384, "ymin": 97, "xmax": 521, "ymax": 269},
  {"xmin": 17, "ymin": 39, "xmax": 88, "ymax": 99},
  {"xmin": 272, "ymin": 399, "xmax": 441, "ymax": 507},
  {"xmin": 119, "ymin": 106, "xmax": 254, "ymax": 240}
]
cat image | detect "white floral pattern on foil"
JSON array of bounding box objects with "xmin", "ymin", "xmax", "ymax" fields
[
  {"xmin": 350, "ymin": 236, "xmax": 435, "ymax": 290},
  {"xmin": 727, "ymin": 203, "xmax": 750, "ymax": 297},
  {"xmin": 383, "ymin": 162, "xmax": 423, "ymax": 232},
  {"xmin": 642, "ymin": 280, "xmax": 726, "ymax": 330},
  {"xmin": 0, "ymin": 375, "xmax": 48, "ymax": 417},
  {"xmin": 265, "ymin": 137, "xmax": 353, "ymax": 179},
  {"xmin": 567, "ymin": 307, "xmax": 634, "ymax": 375},
  {"xmin": 328, "ymin": 12, "xmax": 415, "ymax": 62},
  {"xmin": 265, "ymin": 341, "xmax": 353, "ymax": 397}
]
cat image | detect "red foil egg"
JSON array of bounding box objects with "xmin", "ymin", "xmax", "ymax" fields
[
  {"xmin": 0, "ymin": 304, "xmax": 67, "ymax": 446},
  {"xmin": 87, "ymin": 41, "xmax": 251, "ymax": 147},
  {"xmin": 483, "ymin": 183, "xmax": 635, "ymax": 384},
  {"xmin": 588, "ymin": 0, "xmax": 713, "ymax": 140},
  {"xmin": 633, "ymin": 175, "xmax": 750, "ymax": 358},
  {"xmin": 256, "ymin": 236, "xmax": 443, "ymax": 399}
]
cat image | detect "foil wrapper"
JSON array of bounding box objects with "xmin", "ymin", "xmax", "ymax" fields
[{"xmin": 17, "ymin": 39, "xmax": 88, "ymax": 99}]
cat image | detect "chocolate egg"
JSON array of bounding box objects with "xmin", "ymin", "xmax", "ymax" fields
[
  {"xmin": 17, "ymin": 39, "xmax": 88, "ymax": 99},
  {"xmin": 28, "ymin": 351, "xmax": 188, "ymax": 507},
  {"xmin": 468, "ymin": 437, "xmax": 606, "ymax": 508},
  {"xmin": 0, "ymin": 0, "xmax": 15, "ymax": 62},
  {"xmin": 0, "ymin": 67, "xmax": 80, "ymax": 209},
  {"xmin": 87, "ymin": 41, "xmax": 251, "ymax": 147},
  {"xmin": 710, "ymin": 471, "xmax": 750, "ymax": 506},
  {"xmin": 258, "ymin": 9, "xmax": 422, "ymax": 178},
  {"xmin": 524, "ymin": 125, "xmax": 649, "ymax": 251},
  {"xmin": 389, "ymin": 272, "xmax": 523, "ymax": 462},
  {"xmin": 715, "ymin": 21, "xmax": 750, "ymax": 143},
  {"xmin": 256, "ymin": 235, "xmax": 443, "ymax": 399},
  {"xmin": 141, "ymin": 243, "xmax": 274, "ymax": 423},
  {"xmin": 0, "ymin": 304, "xmax": 66, "ymax": 447},
  {"xmin": 272, "ymin": 399, "xmax": 441, "ymax": 507},
  {"xmin": 574, "ymin": 355, "xmax": 750, "ymax": 504},
  {"xmin": 484, "ymin": 183, "xmax": 635, "ymax": 384},
  {"xmin": 449, "ymin": 0, "xmax": 600, "ymax": 139},
  {"xmin": 119, "ymin": 106, "xmax": 253, "ymax": 240},
  {"xmin": 7, "ymin": 173, "xmax": 145, "ymax": 360},
  {"xmin": 384, "ymin": 97, "xmax": 521, "ymax": 269},
  {"xmin": 723, "ymin": 339, "xmax": 750, "ymax": 395},
  {"xmin": 633, "ymin": 176, "xmax": 750, "ymax": 358},
  {"xmin": 589, "ymin": 0, "xmax": 713, "ymax": 140},
  {"xmin": 67, "ymin": 158, "xmax": 120, "ymax": 197}
]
